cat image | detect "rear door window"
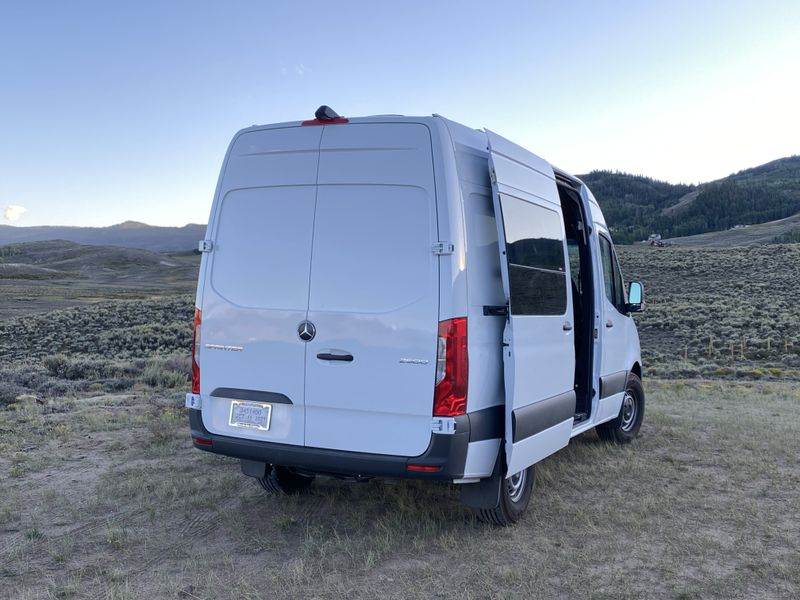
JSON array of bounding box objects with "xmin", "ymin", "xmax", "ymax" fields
[
  {"xmin": 308, "ymin": 185, "xmax": 433, "ymax": 313},
  {"xmin": 211, "ymin": 186, "xmax": 316, "ymax": 309},
  {"xmin": 499, "ymin": 195, "xmax": 568, "ymax": 316}
]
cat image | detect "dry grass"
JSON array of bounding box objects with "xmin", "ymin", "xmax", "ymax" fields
[{"xmin": 1, "ymin": 379, "xmax": 798, "ymax": 599}]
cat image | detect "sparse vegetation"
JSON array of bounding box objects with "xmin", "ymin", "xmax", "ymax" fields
[
  {"xmin": 773, "ymin": 227, "xmax": 800, "ymax": 244},
  {"xmin": 619, "ymin": 243, "xmax": 800, "ymax": 380},
  {"xmin": 0, "ymin": 298, "xmax": 193, "ymax": 406}
]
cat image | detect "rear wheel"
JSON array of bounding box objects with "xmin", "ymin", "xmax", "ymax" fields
[
  {"xmin": 477, "ymin": 465, "xmax": 535, "ymax": 526},
  {"xmin": 257, "ymin": 466, "xmax": 315, "ymax": 495},
  {"xmin": 597, "ymin": 373, "xmax": 645, "ymax": 444}
]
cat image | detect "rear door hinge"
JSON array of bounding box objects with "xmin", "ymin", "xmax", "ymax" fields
[
  {"xmin": 432, "ymin": 241, "xmax": 454, "ymax": 255},
  {"xmin": 185, "ymin": 393, "xmax": 202, "ymax": 409},
  {"xmin": 198, "ymin": 240, "xmax": 214, "ymax": 253},
  {"xmin": 432, "ymin": 417, "xmax": 457, "ymax": 434},
  {"xmin": 489, "ymin": 167, "xmax": 497, "ymax": 184}
]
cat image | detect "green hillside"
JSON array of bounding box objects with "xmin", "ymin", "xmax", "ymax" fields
[{"xmin": 580, "ymin": 155, "xmax": 800, "ymax": 243}]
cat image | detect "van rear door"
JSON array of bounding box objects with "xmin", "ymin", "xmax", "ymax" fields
[
  {"xmin": 486, "ymin": 130, "xmax": 576, "ymax": 476},
  {"xmin": 200, "ymin": 126, "xmax": 323, "ymax": 446},
  {"xmin": 303, "ymin": 123, "xmax": 440, "ymax": 456}
]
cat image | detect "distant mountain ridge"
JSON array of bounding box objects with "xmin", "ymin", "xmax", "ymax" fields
[
  {"xmin": 579, "ymin": 155, "xmax": 800, "ymax": 244},
  {"xmin": 0, "ymin": 222, "xmax": 206, "ymax": 251},
  {"xmin": 3, "ymin": 155, "xmax": 798, "ymax": 250}
]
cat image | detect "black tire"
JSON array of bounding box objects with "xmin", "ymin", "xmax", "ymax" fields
[
  {"xmin": 477, "ymin": 465, "xmax": 535, "ymax": 526},
  {"xmin": 257, "ymin": 466, "xmax": 315, "ymax": 495},
  {"xmin": 597, "ymin": 373, "xmax": 645, "ymax": 444}
]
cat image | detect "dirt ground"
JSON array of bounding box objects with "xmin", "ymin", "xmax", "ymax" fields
[{"xmin": 1, "ymin": 379, "xmax": 798, "ymax": 599}]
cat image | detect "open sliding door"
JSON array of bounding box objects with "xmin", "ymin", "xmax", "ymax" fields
[{"xmin": 486, "ymin": 130, "xmax": 576, "ymax": 476}]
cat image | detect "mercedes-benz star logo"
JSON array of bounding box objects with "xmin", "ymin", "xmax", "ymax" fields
[{"xmin": 297, "ymin": 320, "xmax": 316, "ymax": 342}]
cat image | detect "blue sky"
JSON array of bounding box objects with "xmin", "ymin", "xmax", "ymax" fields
[{"xmin": 1, "ymin": 0, "xmax": 798, "ymax": 227}]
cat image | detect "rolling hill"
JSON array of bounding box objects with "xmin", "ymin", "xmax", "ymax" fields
[
  {"xmin": 0, "ymin": 240, "xmax": 200, "ymax": 319},
  {"xmin": 579, "ymin": 155, "xmax": 800, "ymax": 244},
  {"xmin": 662, "ymin": 212, "xmax": 800, "ymax": 247},
  {"xmin": 0, "ymin": 240, "xmax": 199, "ymax": 281},
  {"xmin": 0, "ymin": 221, "xmax": 206, "ymax": 251}
]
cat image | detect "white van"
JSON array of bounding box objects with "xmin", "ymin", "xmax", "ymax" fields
[{"xmin": 186, "ymin": 106, "xmax": 645, "ymax": 525}]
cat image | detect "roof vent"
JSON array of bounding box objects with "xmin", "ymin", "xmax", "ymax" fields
[{"xmin": 302, "ymin": 105, "xmax": 349, "ymax": 126}]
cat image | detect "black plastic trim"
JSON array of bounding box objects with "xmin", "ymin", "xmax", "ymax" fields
[
  {"xmin": 210, "ymin": 388, "xmax": 292, "ymax": 404},
  {"xmin": 512, "ymin": 390, "xmax": 576, "ymax": 443},
  {"xmin": 600, "ymin": 371, "xmax": 628, "ymax": 399},
  {"xmin": 316, "ymin": 353, "xmax": 353, "ymax": 362},
  {"xmin": 468, "ymin": 404, "xmax": 503, "ymax": 442},
  {"xmin": 189, "ymin": 409, "xmax": 469, "ymax": 480}
]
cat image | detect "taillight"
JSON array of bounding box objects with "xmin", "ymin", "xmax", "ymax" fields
[
  {"xmin": 191, "ymin": 308, "xmax": 201, "ymax": 394},
  {"xmin": 433, "ymin": 317, "xmax": 468, "ymax": 417},
  {"xmin": 406, "ymin": 464, "xmax": 441, "ymax": 472}
]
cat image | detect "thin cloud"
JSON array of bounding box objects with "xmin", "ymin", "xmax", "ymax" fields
[
  {"xmin": 4, "ymin": 205, "xmax": 27, "ymax": 222},
  {"xmin": 279, "ymin": 64, "xmax": 311, "ymax": 77}
]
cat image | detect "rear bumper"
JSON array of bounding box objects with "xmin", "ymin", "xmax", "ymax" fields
[{"xmin": 188, "ymin": 408, "xmax": 471, "ymax": 480}]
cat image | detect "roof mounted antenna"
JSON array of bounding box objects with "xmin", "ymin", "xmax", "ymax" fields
[{"xmin": 303, "ymin": 105, "xmax": 349, "ymax": 126}]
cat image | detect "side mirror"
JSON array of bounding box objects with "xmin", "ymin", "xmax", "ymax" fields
[{"xmin": 626, "ymin": 281, "xmax": 644, "ymax": 313}]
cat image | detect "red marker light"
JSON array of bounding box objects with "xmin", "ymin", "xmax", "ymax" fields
[{"xmin": 406, "ymin": 464, "xmax": 441, "ymax": 472}]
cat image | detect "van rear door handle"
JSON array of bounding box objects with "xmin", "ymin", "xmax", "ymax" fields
[
  {"xmin": 316, "ymin": 352, "xmax": 354, "ymax": 362},
  {"xmin": 605, "ymin": 320, "xmax": 614, "ymax": 328},
  {"xmin": 563, "ymin": 321, "xmax": 573, "ymax": 331}
]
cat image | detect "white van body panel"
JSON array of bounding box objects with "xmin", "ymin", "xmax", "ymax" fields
[
  {"xmin": 486, "ymin": 130, "xmax": 575, "ymax": 477},
  {"xmin": 428, "ymin": 117, "xmax": 469, "ymax": 327},
  {"xmin": 463, "ymin": 439, "xmax": 501, "ymax": 479},
  {"xmin": 303, "ymin": 122, "xmax": 439, "ymax": 455},
  {"xmin": 201, "ymin": 126, "xmax": 323, "ymax": 445}
]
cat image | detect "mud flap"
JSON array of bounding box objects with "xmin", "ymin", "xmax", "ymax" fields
[
  {"xmin": 241, "ymin": 459, "xmax": 267, "ymax": 479},
  {"xmin": 460, "ymin": 451, "xmax": 501, "ymax": 510}
]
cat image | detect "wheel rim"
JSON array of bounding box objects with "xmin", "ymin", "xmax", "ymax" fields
[
  {"xmin": 620, "ymin": 391, "xmax": 637, "ymax": 432},
  {"xmin": 507, "ymin": 469, "xmax": 527, "ymax": 503}
]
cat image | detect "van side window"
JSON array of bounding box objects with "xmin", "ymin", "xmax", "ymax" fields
[
  {"xmin": 599, "ymin": 234, "xmax": 626, "ymax": 313},
  {"xmin": 499, "ymin": 195, "xmax": 567, "ymax": 316}
]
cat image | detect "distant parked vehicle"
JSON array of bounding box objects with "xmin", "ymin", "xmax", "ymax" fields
[{"xmin": 186, "ymin": 106, "xmax": 646, "ymax": 525}]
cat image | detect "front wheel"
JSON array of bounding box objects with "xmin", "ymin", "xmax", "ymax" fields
[
  {"xmin": 597, "ymin": 373, "xmax": 645, "ymax": 444},
  {"xmin": 477, "ymin": 465, "xmax": 535, "ymax": 526}
]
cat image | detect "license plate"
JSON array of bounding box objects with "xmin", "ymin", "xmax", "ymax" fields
[{"xmin": 229, "ymin": 401, "xmax": 272, "ymax": 431}]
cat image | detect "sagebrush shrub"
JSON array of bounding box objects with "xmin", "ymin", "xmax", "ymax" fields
[{"xmin": 0, "ymin": 381, "xmax": 25, "ymax": 406}]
